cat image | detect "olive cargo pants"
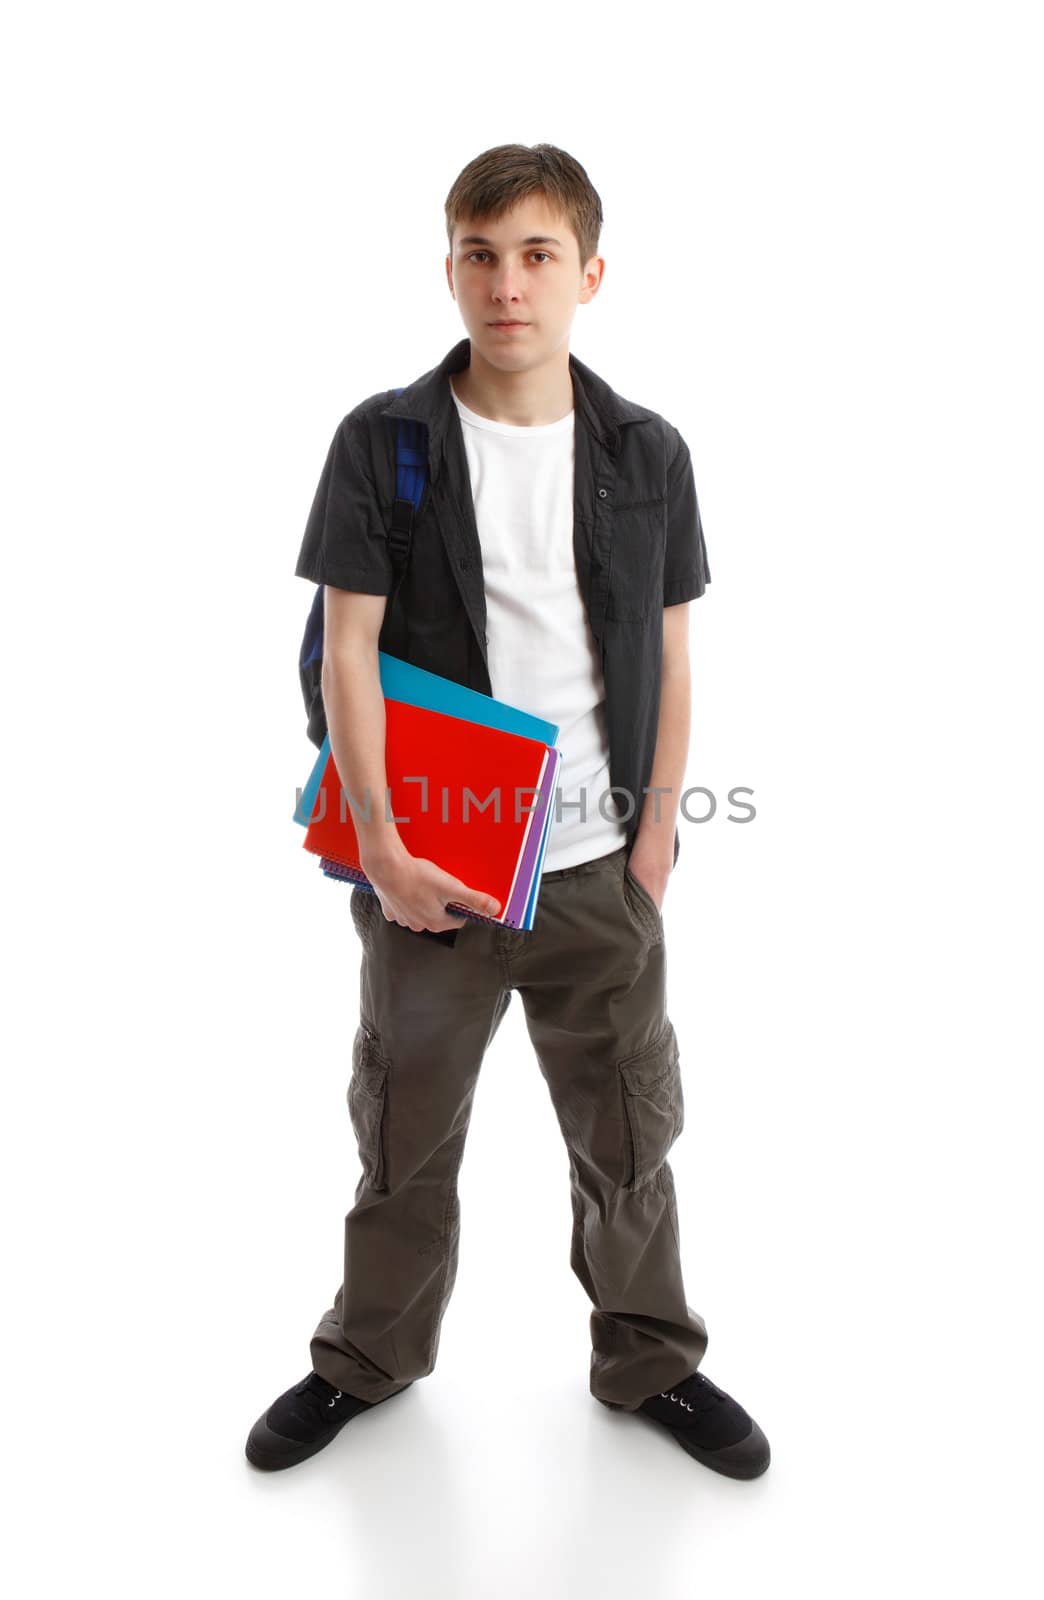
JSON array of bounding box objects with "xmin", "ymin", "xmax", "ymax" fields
[{"xmin": 309, "ymin": 843, "xmax": 709, "ymax": 1412}]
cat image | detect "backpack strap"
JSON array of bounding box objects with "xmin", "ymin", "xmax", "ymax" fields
[
  {"xmin": 299, "ymin": 390, "xmax": 429, "ymax": 747},
  {"xmin": 388, "ymin": 398, "xmax": 427, "ymax": 579}
]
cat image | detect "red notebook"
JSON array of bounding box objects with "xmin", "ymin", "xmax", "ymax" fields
[{"xmin": 303, "ymin": 698, "xmax": 552, "ymax": 920}]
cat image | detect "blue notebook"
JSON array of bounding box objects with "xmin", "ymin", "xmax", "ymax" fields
[{"xmin": 294, "ymin": 652, "xmax": 558, "ymax": 827}]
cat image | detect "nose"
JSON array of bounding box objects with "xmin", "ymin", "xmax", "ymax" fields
[{"xmin": 492, "ymin": 264, "xmax": 523, "ymax": 305}]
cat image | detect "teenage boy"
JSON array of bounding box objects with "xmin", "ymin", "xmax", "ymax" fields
[{"xmin": 246, "ymin": 144, "xmax": 769, "ymax": 1479}]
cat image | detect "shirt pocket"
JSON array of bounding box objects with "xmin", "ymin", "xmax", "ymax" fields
[{"xmin": 605, "ymin": 498, "xmax": 667, "ymax": 621}]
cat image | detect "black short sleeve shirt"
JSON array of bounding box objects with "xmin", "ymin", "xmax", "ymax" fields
[
  {"xmin": 291, "ymin": 338, "xmax": 712, "ymax": 870},
  {"xmin": 663, "ymin": 425, "xmax": 712, "ymax": 606},
  {"xmin": 294, "ymin": 413, "xmax": 395, "ymax": 595}
]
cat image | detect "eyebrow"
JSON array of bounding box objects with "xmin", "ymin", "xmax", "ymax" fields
[{"xmin": 457, "ymin": 235, "xmax": 563, "ymax": 248}]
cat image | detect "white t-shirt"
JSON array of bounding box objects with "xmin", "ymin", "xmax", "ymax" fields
[{"xmin": 450, "ymin": 378, "xmax": 629, "ymax": 872}]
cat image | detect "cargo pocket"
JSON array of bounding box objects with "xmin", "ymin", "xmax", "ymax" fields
[
  {"xmin": 618, "ymin": 1019, "xmax": 683, "ymax": 1191},
  {"xmin": 347, "ymin": 1022, "xmax": 391, "ymax": 1191}
]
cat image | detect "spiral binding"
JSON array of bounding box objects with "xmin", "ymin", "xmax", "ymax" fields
[{"xmin": 318, "ymin": 856, "xmax": 516, "ymax": 928}]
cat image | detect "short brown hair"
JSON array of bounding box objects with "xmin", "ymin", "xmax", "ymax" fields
[{"xmin": 444, "ymin": 143, "xmax": 603, "ymax": 270}]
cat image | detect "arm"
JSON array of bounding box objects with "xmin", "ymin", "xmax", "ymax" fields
[
  {"xmin": 321, "ymin": 585, "xmax": 401, "ymax": 866},
  {"xmin": 321, "ymin": 586, "xmax": 501, "ymax": 930},
  {"xmin": 626, "ymin": 601, "xmax": 692, "ymax": 910}
]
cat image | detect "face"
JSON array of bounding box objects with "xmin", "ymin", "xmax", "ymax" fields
[{"xmin": 445, "ymin": 193, "xmax": 604, "ymax": 371}]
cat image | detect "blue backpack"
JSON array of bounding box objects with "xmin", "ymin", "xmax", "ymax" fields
[{"xmin": 298, "ymin": 389, "xmax": 428, "ymax": 748}]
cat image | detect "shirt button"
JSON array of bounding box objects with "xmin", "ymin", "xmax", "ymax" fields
[
  {"xmin": 459, "ymin": 557, "xmax": 468, "ymax": 569},
  {"xmin": 598, "ymin": 488, "xmax": 608, "ymax": 498}
]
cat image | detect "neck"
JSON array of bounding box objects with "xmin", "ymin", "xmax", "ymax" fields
[{"xmin": 451, "ymin": 344, "xmax": 574, "ymax": 427}]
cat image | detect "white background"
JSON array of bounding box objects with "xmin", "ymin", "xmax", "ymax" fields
[{"xmin": 3, "ymin": 2, "xmax": 1042, "ymax": 1595}]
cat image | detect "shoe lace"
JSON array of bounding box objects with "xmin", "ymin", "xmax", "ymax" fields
[
  {"xmin": 659, "ymin": 1371, "xmax": 729, "ymax": 1416},
  {"xmin": 296, "ymin": 1372, "xmax": 346, "ymax": 1411}
]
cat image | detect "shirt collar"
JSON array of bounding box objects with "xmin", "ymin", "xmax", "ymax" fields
[{"xmin": 379, "ymin": 336, "xmax": 654, "ymax": 480}]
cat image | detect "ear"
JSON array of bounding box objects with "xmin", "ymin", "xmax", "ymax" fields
[
  {"xmin": 579, "ymin": 255, "xmax": 605, "ymax": 304},
  {"xmin": 445, "ymin": 255, "xmax": 455, "ymax": 299}
]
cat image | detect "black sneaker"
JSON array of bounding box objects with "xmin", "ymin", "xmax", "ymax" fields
[
  {"xmin": 637, "ymin": 1370, "xmax": 770, "ymax": 1479},
  {"xmin": 245, "ymin": 1372, "xmax": 413, "ymax": 1471}
]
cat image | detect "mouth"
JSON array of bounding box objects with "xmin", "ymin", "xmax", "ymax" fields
[{"xmin": 489, "ymin": 321, "xmax": 529, "ymax": 329}]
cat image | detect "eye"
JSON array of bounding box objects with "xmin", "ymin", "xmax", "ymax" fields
[{"xmin": 464, "ymin": 250, "xmax": 552, "ymax": 265}]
